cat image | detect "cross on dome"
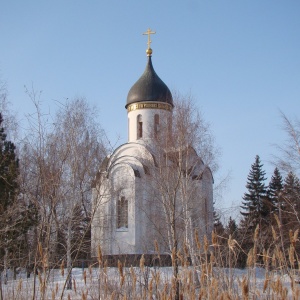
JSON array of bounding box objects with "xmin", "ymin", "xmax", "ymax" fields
[{"xmin": 143, "ymin": 28, "xmax": 156, "ymax": 56}]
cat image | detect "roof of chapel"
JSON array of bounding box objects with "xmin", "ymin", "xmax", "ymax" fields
[{"xmin": 126, "ymin": 54, "xmax": 173, "ymax": 108}]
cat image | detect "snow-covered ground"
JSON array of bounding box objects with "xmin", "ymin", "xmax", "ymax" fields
[{"xmin": 1, "ymin": 266, "xmax": 298, "ymax": 299}]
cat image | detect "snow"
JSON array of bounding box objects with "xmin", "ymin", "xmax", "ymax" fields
[{"xmin": 1, "ymin": 266, "xmax": 298, "ymax": 299}]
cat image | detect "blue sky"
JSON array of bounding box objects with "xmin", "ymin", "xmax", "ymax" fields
[{"xmin": 1, "ymin": 1, "xmax": 299, "ymax": 222}]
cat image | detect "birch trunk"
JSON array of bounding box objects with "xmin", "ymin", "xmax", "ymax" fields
[{"xmin": 66, "ymin": 221, "xmax": 72, "ymax": 290}]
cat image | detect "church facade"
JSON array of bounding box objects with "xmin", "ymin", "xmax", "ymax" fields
[{"xmin": 91, "ymin": 32, "xmax": 214, "ymax": 261}]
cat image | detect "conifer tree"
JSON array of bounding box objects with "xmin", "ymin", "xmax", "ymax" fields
[
  {"xmin": 282, "ymin": 171, "xmax": 300, "ymax": 226},
  {"xmin": 0, "ymin": 112, "xmax": 19, "ymax": 281},
  {"xmin": 240, "ymin": 155, "xmax": 268, "ymax": 229},
  {"xmin": 0, "ymin": 113, "xmax": 19, "ymax": 213},
  {"xmin": 226, "ymin": 216, "xmax": 238, "ymax": 238},
  {"xmin": 239, "ymin": 155, "xmax": 269, "ymax": 267},
  {"xmin": 282, "ymin": 171, "xmax": 300, "ymax": 199},
  {"xmin": 267, "ymin": 167, "xmax": 283, "ymax": 213},
  {"xmin": 213, "ymin": 210, "xmax": 224, "ymax": 236},
  {"xmin": 0, "ymin": 113, "xmax": 36, "ymax": 280}
]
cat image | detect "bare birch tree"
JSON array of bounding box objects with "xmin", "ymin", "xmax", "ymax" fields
[
  {"xmin": 52, "ymin": 98, "xmax": 106, "ymax": 292},
  {"xmin": 140, "ymin": 94, "xmax": 219, "ymax": 298},
  {"xmin": 0, "ymin": 80, "xmax": 18, "ymax": 141},
  {"xmin": 19, "ymin": 92, "xmax": 107, "ymax": 298},
  {"xmin": 276, "ymin": 112, "xmax": 300, "ymax": 173},
  {"xmin": 274, "ymin": 113, "xmax": 300, "ymax": 222}
]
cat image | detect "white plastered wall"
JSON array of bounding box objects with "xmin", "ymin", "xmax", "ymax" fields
[
  {"xmin": 91, "ymin": 139, "xmax": 214, "ymax": 257},
  {"xmin": 127, "ymin": 106, "xmax": 172, "ymax": 142}
]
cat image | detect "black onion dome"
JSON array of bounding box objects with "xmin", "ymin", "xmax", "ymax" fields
[{"xmin": 126, "ymin": 56, "xmax": 173, "ymax": 108}]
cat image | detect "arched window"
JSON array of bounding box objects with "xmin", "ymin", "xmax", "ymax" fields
[
  {"xmin": 137, "ymin": 114, "xmax": 143, "ymax": 139},
  {"xmin": 117, "ymin": 196, "xmax": 128, "ymax": 229},
  {"xmin": 154, "ymin": 114, "xmax": 159, "ymax": 137}
]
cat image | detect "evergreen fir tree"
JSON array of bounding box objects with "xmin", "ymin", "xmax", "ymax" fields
[
  {"xmin": 282, "ymin": 171, "xmax": 300, "ymax": 199},
  {"xmin": 213, "ymin": 210, "xmax": 224, "ymax": 236},
  {"xmin": 240, "ymin": 155, "xmax": 268, "ymax": 229},
  {"xmin": 0, "ymin": 113, "xmax": 19, "ymax": 213},
  {"xmin": 226, "ymin": 216, "xmax": 238, "ymax": 238},
  {"xmin": 0, "ymin": 113, "xmax": 36, "ymax": 274},
  {"xmin": 282, "ymin": 171, "xmax": 300, "ymax": 224},
  {"xmin": 239, "ymin": 155, "xmax": 269, "ymax": 267},
  {"xmin": 0, "ymin": 112, "xmax": 19, "ymax": 278},
  {"xmin": 273, "ymin": 172, "xmax": 300, "ymax": 256},
  {"xmin": 267, "ymin": 167, "xmax": 283, "ymax": 213}
]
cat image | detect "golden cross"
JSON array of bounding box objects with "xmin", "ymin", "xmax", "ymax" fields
[{"xmin": 143, "ymin": 28, "xmax": 156, "ymax": 49}]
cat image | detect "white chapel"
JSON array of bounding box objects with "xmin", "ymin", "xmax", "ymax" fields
[{"xmin": 91, "ymin": 30, "xmax": 214, "ymax": 262}]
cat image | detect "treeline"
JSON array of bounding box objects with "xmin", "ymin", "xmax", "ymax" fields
[{"xmin": 215, "ymin": 155, "xmax": 300, "ymax": 268}]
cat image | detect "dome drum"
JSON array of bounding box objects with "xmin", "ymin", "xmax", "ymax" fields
[{"xmin": 127, "ymin": 101, "xmax": 172, "ymax": 112}]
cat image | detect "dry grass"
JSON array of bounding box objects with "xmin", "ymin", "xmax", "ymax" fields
[{"xmin": 1, "ymin": 226, "xmax": 300, "ymax": 299}]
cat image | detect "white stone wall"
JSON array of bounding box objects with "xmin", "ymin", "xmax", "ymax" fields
[
  {"xmin": 91, "ymin": 141, "xmax": 214, "ymax": 257},
  {"xmin": 127, "ymin": 106, "xmax": 172, "ymax": 142}
]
